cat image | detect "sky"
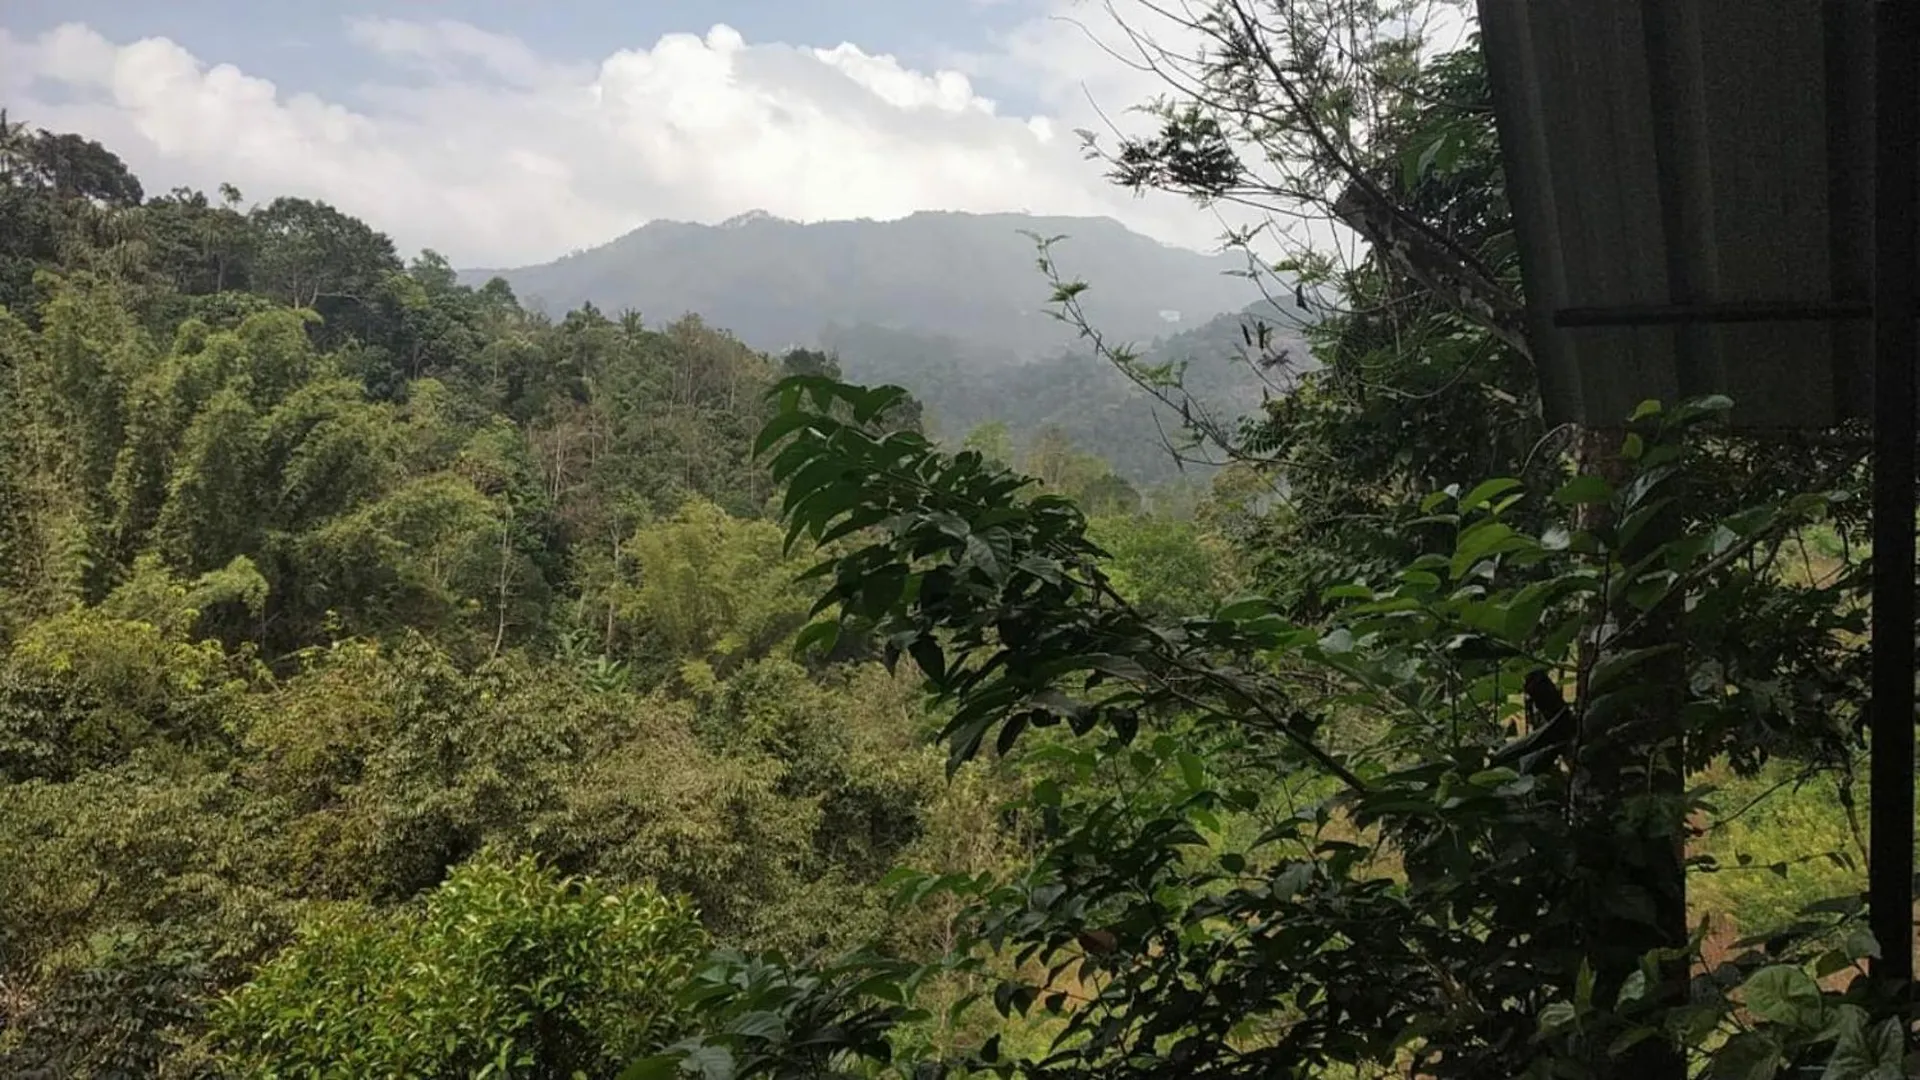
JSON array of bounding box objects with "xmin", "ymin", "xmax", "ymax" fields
[{"xmin": 0, "ymin": 0, "xmax": 1269, "ymax": 267}]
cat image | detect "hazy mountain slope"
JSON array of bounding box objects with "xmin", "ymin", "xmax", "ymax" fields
[
  {"xmin": 464, "ymin": 210, "xmax": 1261, "ymax": 358},
  {"xmin": 826, "ymin": 303, "xmax": 1319, "ymax": 486}
]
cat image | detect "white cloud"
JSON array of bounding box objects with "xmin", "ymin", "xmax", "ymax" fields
[
  {"xmin": 950, "ymin": 0, "xmax": 1479, "ymax": 266},
  {"xmin": 947, "ymin": 1, "xmax": 1292, "ymax": 258},
  {"xmin": 0, "ymin": 14, "xmax": 1247, "ymax": 267},
  {"xmin": 346, "ymin": 17, "xmax": 570, "ymax": 89}
]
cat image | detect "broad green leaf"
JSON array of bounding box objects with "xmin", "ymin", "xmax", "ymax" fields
[
  {"xmin": 1177, "ymin": 751, "xmax": 1206, "ymax": 791},
  {"xmin": 791, "ymin": 619, "xmax": 840, "ymax": 659},
  {"xmin": 1822, "ymin": 1009, "xmax": 1906, "ymax": 1080},
  {"xmin": 1271, "ymin": 862, "xmax": 1313, "ymax": 901},
  {"xmin": 1709, "ymin": 1031, "xmax": 1783, "ymax": 1080},
  {"xmin": 962, "ymin": 532, "xmax": 1009, "ymax": 583},
  {"xmin": 907, "ymin": 635, "xmax": 946, "ymax": 684},
  {"xmin": 682, "ymin": 1044, "xmax": 737, "ymax": 1080},
  {"xmin": 729, "ymin": 1011, "xmax": 787, "ymax": 1039},
  {"xmin": 1450, "ymin": 520, "xmax": 1524, "ymax": 579},
  {"xmin": 1739, "ymin": 964, "xmax": 1824, "ymax": 1029},
  {"xmin": 1216, "ymin": 597, "xmax": 1276, "ymax": 621},
  {"xmin": 1458, "ymin": 477, "xmax": 1523, "ymax": 514},
  {"xmin": 1615, "ymin": 969, "xmax": 1648, "ymax": 1007},
  {"xmin": 851, "ymin": 385, "xmax": 909, "ymax": 424},
  {"xmin": 1554, "ymin": 474, "xmax": 1614, "ymax": 506},
  {"xmin": 620, "ymin": 1056, "xmax": 680, "ymax": 1080},
  {"xmin": 1535, "ymin": 1001, "xmax": 1579, "ymax": 1039},
  {"xmin": 1607, "ymin": 1026, "xmax": 1658, "ymax": 1057},
  {"xmin": 752, "ymin": 410, "xmax": 816, "ymax": 458},
  {"xmin": 1317, "ymin": 628, "xmax": 1355, "ymax": 654}
]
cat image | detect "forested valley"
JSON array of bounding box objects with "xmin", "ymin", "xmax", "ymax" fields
[
  {"xmin": 0, "ymin": 5, "xmax": 1913, "ymax": 1079},
  {"xmin": 0, "ymin": 106, "xmax": 1235, "ymax": 1076}
]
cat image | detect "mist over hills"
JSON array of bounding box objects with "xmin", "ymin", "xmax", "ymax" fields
[
  {"xmin": 465, "ymin": 210, "xmax": 1307, "ymax": 484},
  {"xmin": 465, "ymin": 210, "xmax": 1263, "ymax": 355},
  {"xmin": 822, "ymin": 303, "xmax": 1316, "ymax": 485}
]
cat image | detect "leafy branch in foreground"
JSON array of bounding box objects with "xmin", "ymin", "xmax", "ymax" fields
[
  {"xmin": 633, "ymin": 379, "xmax": 1894, "ymax": 1080},
  {"xmin": 758, "ymin": 374, "xmax": 1362, "ymax": 788}
]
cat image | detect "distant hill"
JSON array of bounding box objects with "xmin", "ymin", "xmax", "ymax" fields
[
  {"xmin": 825, "ymin": 302, "xmax": 1319, "ymax": 487},
  {"xmin": 462, "ymin": 210, "xmax": 1262, "ymax": 360},
  {"xmin": 463, "ymin": 210, "xmax": 1313, "ymax": 486}
]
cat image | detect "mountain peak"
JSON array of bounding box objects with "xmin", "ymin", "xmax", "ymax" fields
[
  {"xmin": 465, "ymin": 210, "xmax": 1258, "ymax": 360},
  {"xmin": 718, "ymin": 209, "xmax": 782, "ymax": 229}
]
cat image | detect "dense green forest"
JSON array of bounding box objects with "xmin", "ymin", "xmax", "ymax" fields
[
  {"xmin": 0, "ymin": 106, "xmax": 1227, "ymax": 1076},
  {"xmin": 470, "ymin": 207, "xmax": 1303, "ymax": 489},
  {"xmin": 0, "ymin": 4, "xmax": 1914, "ymax": 1078}
]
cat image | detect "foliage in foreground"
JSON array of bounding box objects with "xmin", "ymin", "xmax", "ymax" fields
[{"xmin": 631, "ymin": 378, "xmax": 1908, "ymax": 1080}]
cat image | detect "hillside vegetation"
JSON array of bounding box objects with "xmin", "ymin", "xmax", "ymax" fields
[
  {"xmin": 0, "ymin": 109, "xmax": 1256, "ymax": 1076},
  {"xmin": 465, "ymin": 209, "xmax": 1296, "ymax": 485}
]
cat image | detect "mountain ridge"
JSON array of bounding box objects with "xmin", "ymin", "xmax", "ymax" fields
[{"xmin": 460, "ymin": 208, "xmax": 1262, "ymax": 360}]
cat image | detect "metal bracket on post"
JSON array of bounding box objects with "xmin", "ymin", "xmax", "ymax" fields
[{"xmin": 1870, "ymin": 0, "xmax": 1917, "ymax": 1029}]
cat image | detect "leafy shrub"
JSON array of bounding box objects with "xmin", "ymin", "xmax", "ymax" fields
[{"xmin": 212, "ymin": 852, "xmax": 707, "ymax": 1078}]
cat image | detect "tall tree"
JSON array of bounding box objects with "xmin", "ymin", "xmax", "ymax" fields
[{"xmin": 249, "ymin": 196, "xmax": 401, "ymax": 346}]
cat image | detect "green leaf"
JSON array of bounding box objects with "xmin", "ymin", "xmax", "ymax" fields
[
  {"xmin": 753, "ymin": 410, "xmax": 816, "ymax": 458},
  {"xmin": 1608, "ymin": 1026, "xmax": 1658, "ymax": 1057},
  {"xmin": 1740, "ymin": 964, "xmax": 1824, "ymax": 1029},
  {"xmin": 729, "ymin": 1011, "xmax": 786, "ymax": 1039},
  {"xmin": 1397, "ymin": 569, "xmax": 1442, "ymax": 589},
  {"xmin": 1844, "ymin": 927, "xmax": 1881, "ymax": 960},
  {"xmin": 963, "ymin": 533, "xmax": 1006, "ymax": 583},
  {"xmin": 1615, "ymin": 969, "xmax": 1648, "ymax": 1007},
  {"xmin": 1317, "ymin": 628, "xmax": 1355, "ymax": 654},
  {"xmin": 1503, "ymin": 582, "xmax": 1552, "ymax": 642},
  {"xmin": 779, "ymin": 458, "xmax": 850, "ymax": 515},
  {"xmin": 1709, "ymin": 1031, "xmax": 1783, "ymax": 1080},
  {"xmin": 1177, "ymin": 751, "xmax": 1206, "ymax": 792},
  {"xmin": 908, "ymin": 636, "xmax": 946, "ymax": 683},
  {"xmin": 620, "ymin": 1056, "xmax": 680, "ymax": 1080},
  {"xmin": 1271, "ymin": 862, "xmax": 1313, "ymax": 901},
  {"xmin": 791, "ymin": 619, "xmax": 840, "ymax": 659},
  {"xmin": 851, "ymin": 385, "xmax": 909, "ymax": 424},
  {"xmin": 682, "ymin": 1045, "xmax": 737, "ymax": 1080},
  {"xmin": 1450, "ymin": 520, "xmax": 1523, "ymax": 579},
  {"xmin": 928, "ymin": 513, "xmax": 971, "ymax": 540},
  {"xmin": 1535, "ymin": 1001, "xmax": 1579, "ymax": 1039},
  {"xmin": 1401, "ymin": 143, "xmax": 1424, "ymax": 191},
  {"xmin": 1216, "ymin": 597, "xmax": 1275, "ymax": 621},
  {"xmin": 1458, "ymin": 477, "xmax": 1523, "ymax": 514},
  {"xmin": 1555, "ymin": 474, "xmax": 1614, "ymax": 506},
  {"xmin": 1823, "ymin": 1009, "xmax": 1906, "ymax": 1080}
]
